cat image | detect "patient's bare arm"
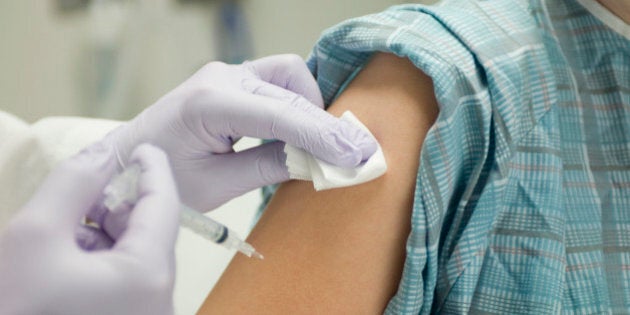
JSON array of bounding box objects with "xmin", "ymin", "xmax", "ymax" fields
[{"xmin": 198, "ymin": 53, "xmax": 439, "ymax": 314}]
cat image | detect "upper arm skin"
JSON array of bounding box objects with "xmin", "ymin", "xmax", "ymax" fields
[{"xmin": 198, "ymin": 53, "xmax": 439, "ymax": 314}]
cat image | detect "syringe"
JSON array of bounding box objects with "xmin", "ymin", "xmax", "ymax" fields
[{"xmin": 102, "ymin": 164, "xmax": 263, "ymax": 260}]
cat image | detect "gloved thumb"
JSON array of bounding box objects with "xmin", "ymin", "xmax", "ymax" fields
[
  {"xmin": 22, "ymin": 142, "xmax": 116, "ymax": 237},
  {"xmin": 113, "ymin": 144, "xmax": 180, "ymax": 262}
]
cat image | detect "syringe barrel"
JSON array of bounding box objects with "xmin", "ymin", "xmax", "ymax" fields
[
  {"xmin": 103, "ymin": 165, "xmax": 262, "ymax": 258},
  {"xmin": 102, "ymin": 164, "xmax": 229, "ymax": 243},
  {"xmin": 179, "ymin": 206, "xmax": 228, "ymax": 243}
]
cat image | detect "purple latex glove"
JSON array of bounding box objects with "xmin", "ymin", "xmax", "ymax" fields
[
  {"xmin": 105, "ymin": 54, "xmax": 378, "ymax": 212},
  {"xmin": 0, "ymin": 143, "xmax": 180, "ymax": 315}
]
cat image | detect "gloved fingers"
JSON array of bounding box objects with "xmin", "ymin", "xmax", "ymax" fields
[
  {"xmin": 181, "ymin": 141, "xmax": 289, "ymax": 210},
  {"xmin": 253, "ymin": 93, "xmax": 377, "ymax": 168},
  {"xmin": 22, "ymin": 141, "xmax": 117, "ymax": 235},
  {"xmin": 85, "ymin": 200, "xmax": 113, "ymax": 229},
  {"xmin": 222, "ymin": 141, "xmax": 290, "ymax": 188},
  {"xmin": 86, "ymin": 199, "xmax": 133, "ymax": 242},
  {"xmin": 241, "ymin": 78, "xmax": 308, "ymax": 105},
  {"xmin": 76, "ymin": 224, "xmax": 114, "ymax": 251},
  {"xmin": 102, "ymin": 206, "xmax": 132, "ymax": 241},
  {"xmin": 243, "ymin": 54, "xmax": 324, "ymax": 107},
  {"xmin": 195, "ymin": 90, "xmax": 376, "ymax": 168},
  {"xmin": 113, "ymin": 144, "xmax": 180, "ymax": 261}
]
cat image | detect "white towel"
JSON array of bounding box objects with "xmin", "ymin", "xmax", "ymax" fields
[{"xmin": 284, "ymin": 111, "xmax": 387, "ymax": 191}]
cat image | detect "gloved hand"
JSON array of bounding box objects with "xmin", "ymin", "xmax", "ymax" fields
[
  {"xmin": 0, "ymin": 143, "xmax": 180, "ymax": 315},
  {"xmin": 105, "ymin": 54, "xmax": 378, "ymax": 212}
]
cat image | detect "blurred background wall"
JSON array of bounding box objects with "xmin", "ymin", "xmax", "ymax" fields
[{"xmin": 0, "ymin": 0, "xmax": 439, "ymax": 123}]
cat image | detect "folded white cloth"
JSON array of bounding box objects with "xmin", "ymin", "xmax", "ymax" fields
[{"xmin": 284, "ymin": 111, "xmax": 387, "ymax": 191}]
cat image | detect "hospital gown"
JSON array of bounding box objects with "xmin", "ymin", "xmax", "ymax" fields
[{"xmin": 261, "ymin": 0, "xmax": 630, "ymax": 313}]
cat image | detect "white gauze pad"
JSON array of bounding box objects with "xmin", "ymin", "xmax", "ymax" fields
[{"xmin": 284, "ymin": 111, "xmax": 387, "ymax": 191}]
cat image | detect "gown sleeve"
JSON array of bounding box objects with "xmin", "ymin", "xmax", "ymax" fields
[{"xmin": 0, "ymin": 110, "xmax": 121, "ymax": 229}]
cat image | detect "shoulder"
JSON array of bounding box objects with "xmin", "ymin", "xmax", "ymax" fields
[{"xmin": 309, "ymin": 0, "xmax": 556, "ymax": 144}]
